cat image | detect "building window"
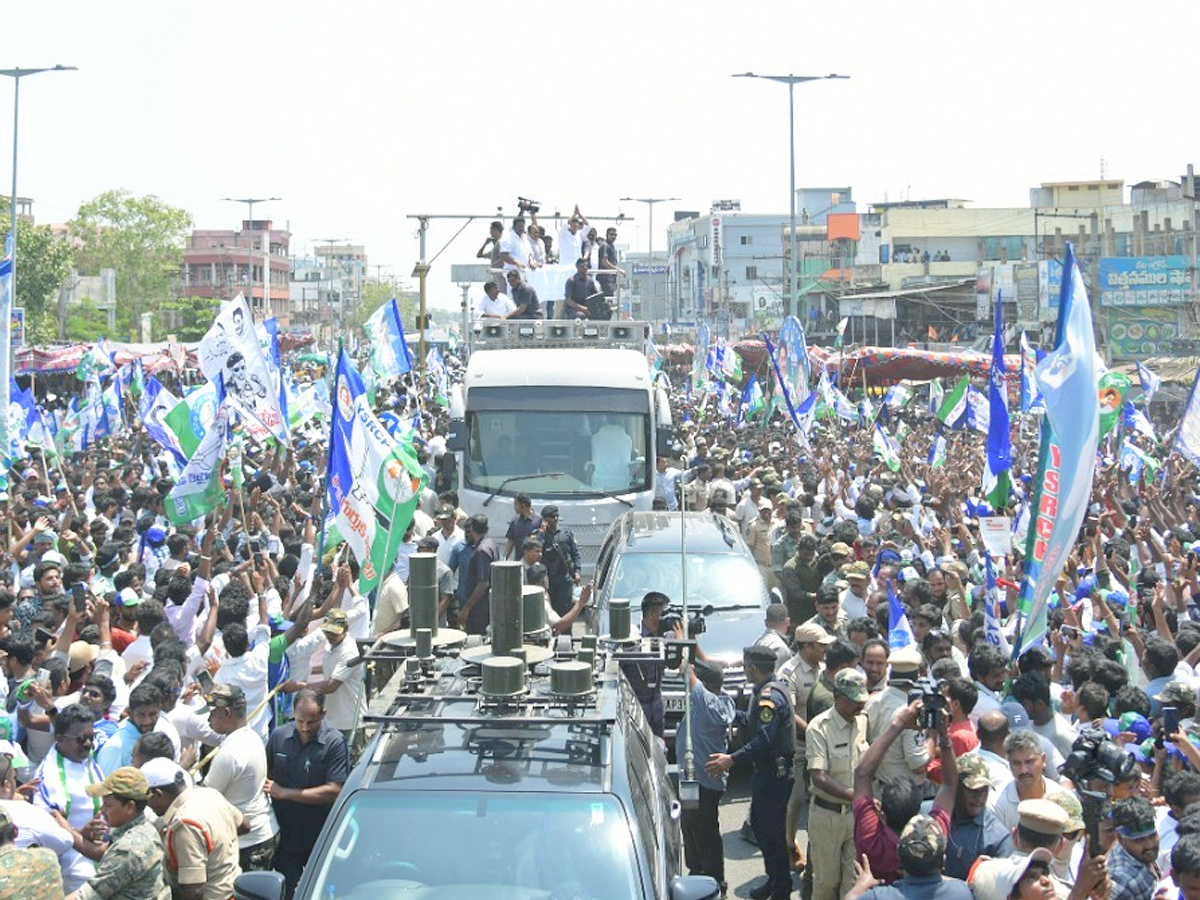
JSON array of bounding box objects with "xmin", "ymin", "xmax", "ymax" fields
[
  {"xmin": 745, "ymin": 266, "xmax": 758, "ymax": 280},
  {"xmin": 740, "ymin": 235, "xmax": 752, "ymax": 245}
]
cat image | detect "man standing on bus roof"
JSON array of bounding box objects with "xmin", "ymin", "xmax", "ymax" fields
[
  {"xmin": 504, "ymin": 494, "xmax": 542, "ymax": 560},
  {"xmin": 598, "ymin": 227, "xmax": 624, "ymax": 298},
  {"xmin": 498, "ymin": 216, "xmax": 534, "ymax": 271},
  {"xmin": 557, "ymin": 205, "xmax": 588, "ymax": 266},
  {"xmin": 563, "ymin": 258, "xmax": 600, "ymax": 320},
  {"xmin": 505, "ymin": 270, "xmax": 544, "ymax": 320}
]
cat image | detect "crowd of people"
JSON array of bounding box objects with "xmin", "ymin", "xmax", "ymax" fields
[
  {"xmin": 658, "ymin": 381, "xmax": 1200, "ymax": 900},
  {"xmin": 0, "ymin": 310, "xmax": 1195, "ymax": 900}
]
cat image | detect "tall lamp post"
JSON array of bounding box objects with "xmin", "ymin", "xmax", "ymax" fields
[
  {"xmin": 222, "ymin": 196, "xmax": 280, "ymax": 316},
  {"xmin": 3, "ymin": 65, "xmax": 77, "ymax": 303},
  {"xmin": 732, "ymin": 72, "xmax": 848, "ymax": 323},
  {"xmin": 316, "ymin": 237, "xmax": 348, "ymax": 341},
  {"xmin": 620, "ymin": 196, "xmax": 678, "ymax": 322}
]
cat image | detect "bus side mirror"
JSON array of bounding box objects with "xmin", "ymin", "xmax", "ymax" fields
[{"xmin": 446, "ymin": 418, "xmax": 466, "ymax": 452}]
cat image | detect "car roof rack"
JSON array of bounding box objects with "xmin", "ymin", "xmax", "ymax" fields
[{"xmin": 359, "ymin": 556, "xmax": 676, "ymax": 728}]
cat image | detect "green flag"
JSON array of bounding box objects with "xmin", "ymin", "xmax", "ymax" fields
[{"xmin": 936, "ymin": 376, "xmax": 970, "ymax": 427}]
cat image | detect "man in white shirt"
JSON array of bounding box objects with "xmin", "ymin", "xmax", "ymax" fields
[
  {"xmin": 987, "ymin": 729, "xmax": 1068, "ymax": 831},
  {"xmin": 839, "ymin": 562, "xmax": 872, "ymax": 621},
  {"xmin": 204, "ymin": 684, "xmax": 279, "ymax": 871},
  {"xmin": 281, "ymin": 609, "xmax": 364, "ymax": 748},
  {"xmin": 478, "ymin": 282, "xmax": 516, "ymax": 321},
  {"xmin": 557, "ymin": 208, "xmax": 587, "ymax": 266},
  {"xmin": 753, "ymin": 603, "xmax": 793, "ymax": 671},
  {"xmin": 590, "ymin": 417, "xmax": 634, "ymax": 491},
  {"xmin": 432, "ymin": 505, "xmax": 466, "ymax": 573},
  {"xmin": 498, "ymin": 217, "xmax": 534, "ymax": 271}
]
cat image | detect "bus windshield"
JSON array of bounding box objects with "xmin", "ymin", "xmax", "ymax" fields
[{"xmin": 464, "ymin": 388, "xmax": 650, "ymax": 497}]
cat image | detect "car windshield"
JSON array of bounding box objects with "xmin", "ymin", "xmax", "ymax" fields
[
  {"xmin": 608, "ymin": 552, "xmax": 766, "ymax": 609},
  {"xmin": 307, "ymin": 791, "xmax": 641, "ymax": 900}
]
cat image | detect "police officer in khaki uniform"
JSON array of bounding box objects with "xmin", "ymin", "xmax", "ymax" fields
[
  {"xmin": 805, "ymin": 668, "xmax": 869, "ymax": 900},
  {"xmin": 865, "ymin": 645, "xmax": 929, "ymax": 791},
  {"xmin": 778, "ymin": 623, "xmax": 835, "ymax": 865},
  {"xmin": 708, "ymin": 646, "xmax": 795, "ymax": 900},
  {"xmin": 141, "ymin": 758, "xmax": 243, "ymax": 900}
]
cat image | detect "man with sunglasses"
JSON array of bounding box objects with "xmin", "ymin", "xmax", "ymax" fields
[{"xmin": 33, "ymin": 705, "xmax": 104, "ymax": 833}]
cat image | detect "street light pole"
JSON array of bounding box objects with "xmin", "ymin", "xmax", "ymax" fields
[
  {"xmin": 732, "ymin": 72, "xmax": 848, "ymax": 323},
  {"xmin": 620, "ymin": 197, "xmax": 678, "ymax": 322},
  {"xmin": 2, "ymin": 65, "xmax": 77, "ymax": 306},
  {"xmin": 317, "ymin": 238, "xmax": 348, "ymax": 341},
  {"xmin": 222, "ymin": 196, "xmax": 279, "ymax": 316}
]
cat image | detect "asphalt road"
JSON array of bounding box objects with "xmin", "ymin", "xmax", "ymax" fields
[{"xmin": 712, "ymin": 768, "xmax": 809, "ymax": 899}]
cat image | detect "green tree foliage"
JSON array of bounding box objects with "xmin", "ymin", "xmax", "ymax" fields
[
  {"xmin": 71, "ymin": 189, "xmax": 193, "ymax": 334},
  {"xmin": 63, "ymin": 298, "xmax": 110, "ymax": 342},
  {"xmin": 13, "ymin": 219, "xmax": 73, "ymax": 341},
  {"xmin": 159, "ymin": 295, "xmax": 220, "ymax": 341}
]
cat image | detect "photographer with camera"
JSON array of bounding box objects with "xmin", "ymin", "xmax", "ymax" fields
[
  {"xmin": 865, "ymin": 646, "xmax": 930, "ymax": 792},
  {"xmin": 853, "ymin": 695, "xmax": 957, "ymax": 886},
  {"xmin": 618, "ymin": 592, "xmax": 676, "ymax": 738}
]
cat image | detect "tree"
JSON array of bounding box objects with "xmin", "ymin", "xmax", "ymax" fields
[
  {"xmin": 71, "ymin": 189, "xmax": 193, "ymax": 336},
  {"xmin": 63, "ymin": 298, "xmax": 110, "ymax": 342},
  {"xmin": 159, "ymin": 295, "xmax": 220, "ymax": 341},
  {"xmin": 14, "ymin": 219, "xmax": 73, "ymax": 342}
]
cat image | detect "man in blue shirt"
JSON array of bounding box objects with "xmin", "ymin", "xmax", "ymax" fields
[
  {"xmin": 676, "ymin": 656, "xmax": 736, "ymax": 891},
  {"xmin": 943, "ymin": 754, "xmax": 1014, "ymax": 880}
]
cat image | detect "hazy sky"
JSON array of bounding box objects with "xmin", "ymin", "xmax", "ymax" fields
[{"xmin": 9, "ymin": 1, "xmax": 1197, "ymax": 313}]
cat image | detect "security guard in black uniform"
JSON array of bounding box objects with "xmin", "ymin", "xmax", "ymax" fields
[
  {"xmin": 538, "ymin": 505, "xmax": 581, "ymax": 615},
  {"xmin": 707, "ymin": 645, "xmax": 795, "ymax": 900}
]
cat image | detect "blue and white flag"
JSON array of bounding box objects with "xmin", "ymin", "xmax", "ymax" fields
[
  {"xmin": 965, "ymin": 387, "xmax": 990, "ymax": 434},
  {"xmin": 328, "ymin": 347, "xmax": 427, "ymax": 594},
  {"xmin": 1015, "ymin": 243, "xmax": 1100, "ymax": 656},
  {"xmin": 139, "ymin": 376, "xmax": 187, "ymax": 465},
  {"xmin": 984, "ymin": 297, "xmax": 1011, "ymax": 509},
  {"xmin": 793, "ymin": 389, "xmax": 817, "ymax": 450},
  {"xmin": 888, "ymin": 580, "xmax": 914, "ymax": 649},
  {"xmin": 0, "ymin": 252, "xmax": 11, "ymax": 478},
  {"xmin": 1019, "ymin": 332, "xmax": 1045, "ymax": 414},
  {"xmin": 777, "ymin": 315, "xmax": 811, "ymax": 405},
  {"xmin": 928, "ymin": 432, "xmax": 947, "ymax": 468},
  {"xmin": 1123, "ymin": 401, "xmax": 1158, "ymax": 444},
  {"xmin": 365, "ymin": 298, "xmax": 411, "ymax": 380},
  {"xmin": 1137, "ymin": 360, "xmax": 1161, "ymax": 404}
]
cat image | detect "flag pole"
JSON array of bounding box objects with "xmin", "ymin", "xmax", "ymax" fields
[{"xmin": 314, "ymin": 339, "xmax": 342, "ymax": 582}]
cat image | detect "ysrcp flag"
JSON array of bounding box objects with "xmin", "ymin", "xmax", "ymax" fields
[
  {"xmin": 1137, "ymin": 360, "xmax": 1161, "ymax": 404},
  {"xmin": 166, "ymin": 398, "xmax": 230, "ymax": 525},
  {"xmin": 197, "ymin": 295, "xmax": 287, "ymax": 444},
  {"xmin": 140, "ymin": 376, "xmax": 186, "ymax": 465},
  {"xmin": 364, "ymin": 299, "xmax": 410, "ymax": 380},
  {"xmin": 328, "ymin": 347, "xmax": 427, "ymax": 595},
  {"xmin": 164, "ymin": 380, "xmax": 220, "ymax": 459},
  {"xmin": 777, "ymin": 315, "xmax": 811, "ymax": 405},
  {"xmin": 1015, "ymin": 243, "xmax": 1099, "ymax": 655}
]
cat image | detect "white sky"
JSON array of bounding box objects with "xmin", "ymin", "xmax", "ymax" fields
[{"xmin": 9, "ymin": 0, "xmax": 1198, "ymax": 314}]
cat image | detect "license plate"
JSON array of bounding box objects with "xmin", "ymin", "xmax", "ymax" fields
[{"xmin": 664, "ymin": 696, "xmax": 687, "ymax": 712}]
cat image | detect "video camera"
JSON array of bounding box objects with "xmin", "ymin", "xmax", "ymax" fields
[
  {"xmin": 660, "ymin": 605, "xmax": 710, "ymax": 639},
  {"xmin": 906, "ymin": 676, "xmax": 948, "ymax": 731},
  {"xmin": 517, "ymin": 196, "xmax": 540, "ymax": 215},
  {"xmin": 1060, "ymin": 726, "xmax": 1136, "ymax": 786}
]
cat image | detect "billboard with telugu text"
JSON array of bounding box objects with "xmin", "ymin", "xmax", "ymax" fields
[{"xmin": 1099, "ymin": 256, "xmax": 1190, "ymax": 307}]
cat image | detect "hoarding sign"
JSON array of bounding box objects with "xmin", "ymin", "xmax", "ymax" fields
[
  {"xmin": 1106, "ymin": 305, "xmax": 1181, "ymax": 359},
  {"xmin": 1099, "ymin": 256, "xmax": 1190, "ymax": 307}
]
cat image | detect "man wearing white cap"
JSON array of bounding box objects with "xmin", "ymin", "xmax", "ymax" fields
[{"xmin": 142, "ymin": 757, "xmax": 243, "ymax": 900}]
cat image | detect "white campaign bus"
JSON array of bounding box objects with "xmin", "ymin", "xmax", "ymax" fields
[{"xmin": 446, "ymin": 320, "xmax": 672, "ymax": 573}]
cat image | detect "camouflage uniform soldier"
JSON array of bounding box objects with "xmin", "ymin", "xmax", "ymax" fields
[
  {"xmin": 0, "ymin": 807, "xmax": 63, "ymax": 900},
  {"xmin": 74, "ymin": 766, "xmax": 170, "ymax": 900}
]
